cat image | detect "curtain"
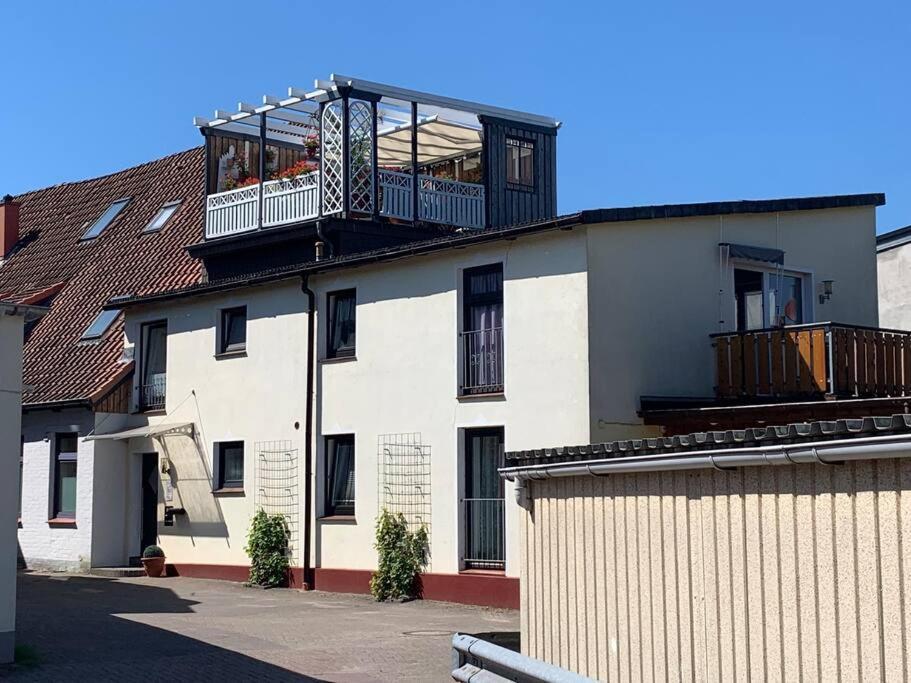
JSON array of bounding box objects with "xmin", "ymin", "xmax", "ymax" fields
[
  {"xmin": 332, "ymin": 296, "xmax": 356, "ymax": 353},
  {"xmin": 329, "ymin": 439, "xmax": 355, "ymax": 512}
]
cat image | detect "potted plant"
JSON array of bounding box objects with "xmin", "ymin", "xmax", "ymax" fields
[
  {"xmin": 141, "ymin": 545, "xmax": 166, "ymax": 577},
  {"xmin": 304, "ymin": 134, "xmax": 319, "ymax": 158}
]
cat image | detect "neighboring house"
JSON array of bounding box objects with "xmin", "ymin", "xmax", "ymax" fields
[
  {"xmin": 76, "ymin": 73, "xmax": 888, "ymax": 609},
  {"xmin": 502, "ymin": 415, "xmax": 911, "ymax": 681},
  {"xmin": 0, "ymin": 149, "xmax": 204, "ymax": 571},
  {"xmin": 0, "ymin": 301, "xmax": 46, "ymax": 663},
  {"xmin": 877, "ymin": 223, "xmax": 911, "ymax": 329}
]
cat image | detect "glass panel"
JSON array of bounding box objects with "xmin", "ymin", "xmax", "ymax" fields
[
  {"xmin": 58, "ymin": 461, "xmax": 77, "ymax": 516},
  {"xmin": 222, "ymin": 308, "xmax": 246, "ymax": 352},
  {"xmin": 82, "ymin": 199, "xmax": 130, "ymax": 240},
  {"xmin": 327, "ymin": 437, "xmax": 355, "ymax": 514},
  {"xmin": 329, "ymin": 292, "xmax": 356, "ymax": 357},
  {"xmin": 506, "ymin": 138, "xmax": 534, "ymax": 187},
  {"xmin": 734, "ymin": 269, "xmax": 764, "ymax": 331},
  {"xmin": 143, "ymin": 324, "xmax": 167, "ymax": 381},
  {"xmin": 144, "ymin": 202, "xmax": 180, "ymax": 233},
  {"xmin": 779, "ymin": 274, "xmax": 803, "ymax": 325},
  {"xmin": 57, "ymin": 434, "xmax": 78, "ymax": 455},
  {"xmin": 466, "ymin": 432, "xmax": 504, "ymax": 499},
  {"xmin": 81, "ymin": 309, "xmax": 120, "ymax": 340},
  {"xmin": 221, "ymin": 444, "xmax": 244, "ymax": 487}
]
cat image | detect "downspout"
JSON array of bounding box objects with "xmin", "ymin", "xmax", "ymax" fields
[
  {"xmin": 315, "ymin": 221, "xmax": 335, "ymax": 259},
  {"xmin": 300, "ymin": 275, "xmax": 316, "ymax": 589}
]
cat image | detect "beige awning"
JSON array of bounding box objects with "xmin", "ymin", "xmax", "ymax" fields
[
  {"xmin": 377, "ymin": 118, "xmax": 482, "ymax": 167},
  {"xmin": 85, "ymin": 422, "xmax": 194, "ymax": 441}
]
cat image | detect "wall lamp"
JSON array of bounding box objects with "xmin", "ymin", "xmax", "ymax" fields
[{"xmin": 819, "ymin": 279, "xmax": 834, "ymax": 304}]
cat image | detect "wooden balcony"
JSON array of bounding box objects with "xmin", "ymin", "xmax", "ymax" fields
[{"xmin": 713, "ymin": 323, "xmax": 911, "ymax": 400}]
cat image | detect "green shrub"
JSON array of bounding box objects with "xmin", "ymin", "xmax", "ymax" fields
[
  {"xmin": 142, "ymin": 545, "xmax": 164, "ymax": 559},
  {"xmin": 369, "ymin": 510, "xmax": 428, "ymax": 601},
  {"xmin": 245, "ymin": 509, "xmax": 290, "ymax": 587}
]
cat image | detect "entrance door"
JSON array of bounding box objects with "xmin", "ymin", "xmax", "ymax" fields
[
  {"xmin": 140, "ymin": 453, "xmax": 159, "ymax": 553},
  {"xmin": 462, "ymin": 428, "xmax": 505, "ymax": 570}
]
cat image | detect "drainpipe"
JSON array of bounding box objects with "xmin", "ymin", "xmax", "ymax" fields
[
  {"xmin": 315, "ymin": 220, "xmax": 335, "ymax": 259},
  {"xmin": 300, "ymin": 275, "xmax": 317, "ymax": 589}
]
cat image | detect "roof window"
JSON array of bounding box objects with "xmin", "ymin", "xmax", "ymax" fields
[
  {"xmin": 81, "ymin": 198, "xmax": 130, "ymax": 240},
  {"xmin": 143, "ymin": 200, "xmax": 181, "ymax": 233},
  {"xmin": 80, "ymin": 309, "xmax": 120, "ymax": 341}
]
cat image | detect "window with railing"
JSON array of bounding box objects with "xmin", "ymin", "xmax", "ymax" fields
[
  {"xmin": 139, "ymin": 321, "xmax": 167, "ymax": 411},
  {"xmin": 462, "ymin": 427, "xmax": 505, "ymax": 570},
  {"xmin": 460, "ymin": 264, "xmax": 503, "ymax": 395}
]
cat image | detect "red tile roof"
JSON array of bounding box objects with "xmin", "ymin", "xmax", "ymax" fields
[{"xmin": 0, "ymin": 147, "xmax": 204, "ymax": 407}]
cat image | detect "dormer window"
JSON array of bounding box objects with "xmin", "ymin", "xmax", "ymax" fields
[
  {"xmin": 144, "ymin": 200, "xmax": 181, "ymax": 233},
  {"xmin": 80, "ymin": 309, "xmax": 120, "ymax": 341},
  {"xmin": 81, "ymin": 198, "xmax": 130, "ymax": 240}
]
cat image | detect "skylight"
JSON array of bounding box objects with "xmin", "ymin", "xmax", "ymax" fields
[
  {"xmin": 144, "ymin": 200, "xmax": 181, "ymax": 233},
  {"xmin": 80, "ymin": 309, "xmax": 120, "ymax": 341},
  {"xmin": 81, "ymin": 198, "xmax": 130, "ymax": 240}
]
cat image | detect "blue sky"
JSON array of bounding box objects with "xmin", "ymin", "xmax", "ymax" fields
[{"xmin": 4, "ymin": 1, "xmax": 909, "ymax": 232}]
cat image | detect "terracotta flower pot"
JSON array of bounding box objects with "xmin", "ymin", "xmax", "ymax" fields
[{"xmin": 141, "ymin": 556, "xmax": 166, "ymax": 578}]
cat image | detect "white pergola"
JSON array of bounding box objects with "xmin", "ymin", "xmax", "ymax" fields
[{"xmin": 193, "ymin": 74, "xmax": 560, "ymax": 167}]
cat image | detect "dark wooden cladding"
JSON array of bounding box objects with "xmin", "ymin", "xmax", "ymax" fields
[
  {"xmin": 481, "ymin": 116, "xmax": 557, "ymax": 228},
  {"xmin": 714, "ymin": 324, "xmax": 911, "ymax": 400},
  {"xmin": 205, "ymin": 132, "xmax": 309, "ymax": 193},
  {"xmin": 93, "ymin": 373, "xmax": 133, "ymax": 414}
]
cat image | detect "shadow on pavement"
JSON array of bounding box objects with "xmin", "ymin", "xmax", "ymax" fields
[{"xmin": 7, "ymin": 572, "xmax": 323, "ymax": 681}]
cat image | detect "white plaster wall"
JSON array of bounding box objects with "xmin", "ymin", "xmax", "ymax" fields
[
  {"xmin": 90, "ymin": 412, "xmax": 134, "ymax": 567},
  {"xmin": 0, "ymin": 314, "xmax": 24, "ymax": 661},
  {"xmin": 585, "ymin": 206, "xmax": 879, "ymax": 441},
  {"xmin": 878, "ymin": 242, "xmax": 911, "ymax": 330},
  {"xmin": 122, "ymin": 281, "xmax": 309, "ymax": 567},
  {"xmin": 18, "ymin": 408, "xmax": 95, "ymax": 571},
  {"xmin": 314, "ymin": 231, "xmax": 591, "ymax": 576}
]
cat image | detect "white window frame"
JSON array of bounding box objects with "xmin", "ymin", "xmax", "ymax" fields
[{"xmin": 730, "ymin": 259, "xmax": 814, "ymax": 330}]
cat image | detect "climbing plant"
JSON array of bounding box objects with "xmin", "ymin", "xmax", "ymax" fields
[
  {"xmin": 245, "ymin": 509, "xmax": 289, "ymax": 588},
  {"xmin": 370, "ymin": 510, "xmax": 428, "ymax": 601}
]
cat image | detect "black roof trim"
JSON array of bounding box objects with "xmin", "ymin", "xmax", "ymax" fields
[
  {"xmin": 877, "ymin": 224, "xmax": 911, "ymax": 253},
  {"xmin": 108, "ymin": 192, "xmax": 884, "ymax": 310}
]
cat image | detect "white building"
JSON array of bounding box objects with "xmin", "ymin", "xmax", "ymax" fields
[
  {"xmin": 11, "ymin": 75, "xmax": 892, "ymax": 612},
  {"xmin": 0, "ymin": 301, "xmax": 46, "ymax": 663},
  {"xmin": 877, "ymin": 223, "xmax": 911, "ymax": 329}
]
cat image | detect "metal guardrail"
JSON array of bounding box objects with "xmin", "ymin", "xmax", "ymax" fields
[
  {"xmin": 451, "ymin": 634, "xmax": 594, "ymax": 682},
  {"xmin": 460, "ymin": 327, "xmax": 504, "ymax": 395}
]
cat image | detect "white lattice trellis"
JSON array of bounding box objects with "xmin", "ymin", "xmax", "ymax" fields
[
  {"xmin": 348, "ymin": 100, "xmax": 374, "ymax": 214},
  {"xmin": 321, "ymin": 103, "xmax": 344, "ymax": 215}
]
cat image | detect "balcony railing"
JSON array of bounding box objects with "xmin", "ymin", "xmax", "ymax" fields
[
  {"xmin": 460, "ymin": 327, "xmax": 504, "ymax": 395},
  {"xmin": 205, "ymin": 171, "xmax": 485, "ymax": 240},
  {"xmin": 713, "ymin": 322, "xmax": 911, "ymax": 399},
  {"xmin": 139, "ymin": 376, "xmax": 167, "ymax": 411},
  {"xmin": 462, "ymin": 497, "xmax": 505, "ymax": 570}
]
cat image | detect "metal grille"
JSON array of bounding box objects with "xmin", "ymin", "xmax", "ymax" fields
[
  {"xmin": 321, "ymin": 103, "xmax": 344, "ymax": 215},
  {"xmin": 254, "ymin": 441, "xmax": 300, "ymax": 564},
  {"xmin": 463, "ymin": 498, "xmax": 505, "ymax": 569},
  {"xmin": 378, "ymin": 433, "xmax": 431, "ymax": 565},
  {"xmin": 460, "ymin": 328, "xmax": 504, "ymax": 394},
  {"xmin": 139, "ymin": 377, "xmax": 166, "ymax": 411},
  {"xmin": 348, "ymin": 100, "xmax": 374, "ymax": 214}
]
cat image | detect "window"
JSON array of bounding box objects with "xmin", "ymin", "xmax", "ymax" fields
[
  {"xmin": 461, "ymin": 264, "xmax": 504, "ymax": 394},
  {"xmin": 214, "ymin": 441, "xmax": 244, "ymax": 490},
  {"xmin": 506, "ymin": 137, "xmax": 534, "ymax": 188},
  {"xmin": 53, "ymin": 433, "xmax": 78, "ymax": 519},
  {"xmin": 144, "ymin": 200, "xmax": 181, "ymax": 233},
  {"xmin": 325, "ymin": 435, "xmax": 355, "ymax": 516},
  {"xmin": 81, "ymin": 198, "xmax": 130, "ymax": 240},
  {"xmin": 734, "ymin": 267, "xmax": 807, "ymax": 331},
  {"xmin": 327, "ymin": 290, "xmax": 356, "ymax": 359},
  {"xmin": 140, "ymin": 321, "xmax": 167, "ymax": 410},
  {"xmin": 80, "ymin": 309, "xmax": 120, "ymax": 341},
  {"xmin": 463, "ymin": 427, "xmax": 505, "ymax": 569},
  {"xmin": 219, "ymin": 306, "xmax": 247, "ymax": 354}
]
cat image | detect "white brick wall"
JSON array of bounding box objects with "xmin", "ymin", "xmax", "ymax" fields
[{"xmin": 18, "ymin": 409, "xmax": 95, "ymax": 572}]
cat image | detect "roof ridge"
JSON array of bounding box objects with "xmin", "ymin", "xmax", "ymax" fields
[{"xmin": 11, "ymin": 145, "xmax": 203, "ymax": 201}]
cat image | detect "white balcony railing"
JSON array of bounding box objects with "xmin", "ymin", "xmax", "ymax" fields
[
  {"xmin": 205, "ymin": 172, "xmax": 485, "ymax": 239},
  {"xmin": 262, "ymin": 172, "xmax": 319, "ymax": 227}
]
